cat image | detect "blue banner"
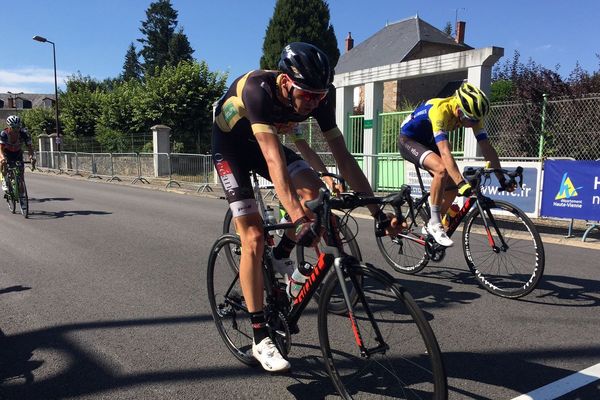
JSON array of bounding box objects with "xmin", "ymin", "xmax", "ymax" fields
[
  {"xmin": 462, "ymin": 165, "xmax": 539, "ymax": 214},
  {"xmin": 541, "ymin": 160, "xmax": 600, "ymax": 220}
]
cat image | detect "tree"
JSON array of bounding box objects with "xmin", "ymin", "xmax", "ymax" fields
[
  {"xmin": 60, "ymin": 73, "xmax": 104, "ymax": 138},
  {"xmin": 169, "ymin": 29, "xmax": 194, "ymax": 66},
  {"xmin": 137, "ymin": 0, "xmax": 194, "ymax": 75},
  {"xmin": 260, "ymin": 0, "xmax": 340, "ymax": 70},
  {"xmin": 123, "ymin": 42, "xmax": 142, "ymax": 81},
  {"xmin": 21, "ymin": 107, "xmax": 55, "ymax": 138},
  {"xmin": 132, "ymin": 61, "xmax": 227, "ymax": 152},
  {"xmin": 442, "ymin": 21, "xmax": 453, "ymax": 36}
]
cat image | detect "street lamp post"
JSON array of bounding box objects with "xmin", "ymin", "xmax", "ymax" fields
[{"xmin": 33, "ymin": 35, "xmax": 61, "ymax": 151}]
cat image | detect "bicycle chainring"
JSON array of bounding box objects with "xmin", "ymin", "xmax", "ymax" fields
[
  {"xmin": 425, "ymin": 237, "xmax": 446, "ymax": 262},
  {"xmin": 266, "ymin": 311, "xmax": 292, "ymax": 357}
]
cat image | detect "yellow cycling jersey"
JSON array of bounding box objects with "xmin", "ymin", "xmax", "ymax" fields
[{"xmin": 401, "ymin": 96, "xmax": 487, "ymax": 144}]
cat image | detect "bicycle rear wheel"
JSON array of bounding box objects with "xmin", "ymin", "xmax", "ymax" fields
[
  {"xmin": 319, "ymin": 263, "xmax": 447, "ymax": 399},
  {"xmin": 463, "ymin": 199, "xmax": 545, "ymax": 298},
  {"xmin": 375, "ymin": 202, "xmax": 429, "ymax": 274},
  {"xmin": 207, "ymin": 234, "xmax": 256, "ymax": 365}
]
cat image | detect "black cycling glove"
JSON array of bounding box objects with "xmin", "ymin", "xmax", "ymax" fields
[{"xmin": 374, "ymin": 210, "xmax": 391, "ymax": 237}]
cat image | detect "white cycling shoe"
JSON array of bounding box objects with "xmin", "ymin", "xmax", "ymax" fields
[
  {"xmin": 252, "ymin": 337, "xmax": 291, "ymax": 372},
  {"xmin": 423, "ymin": 222, "xmax": 454, "ymax": 247},
  {"xmin": 272, "ymin": 257, "xmax": 294, "ymax": 284}
]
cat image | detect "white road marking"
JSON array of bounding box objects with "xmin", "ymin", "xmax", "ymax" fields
[{"xmin": 510, "ymin": 363, "xmax": 600, "ymax": 400}]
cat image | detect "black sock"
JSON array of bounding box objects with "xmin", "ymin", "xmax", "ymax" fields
[
  {"xmin": 250, "ymin": 311, "xmax": 268, "ymax": 344},
  {"xmin": 273, "ymin": 234, "xmax": 296, "ymax": 260}
]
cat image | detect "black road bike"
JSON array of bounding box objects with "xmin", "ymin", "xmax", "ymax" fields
[
  {"xmin": 222, "ymin": 171, "xmax": 362, "ymax": 314},
  {"xmin": 376, "ymin": 165, "xmax": 545, "ymax": 299},
  {"xmin": 208, "ymin": 184, "xmax": 447, "ymax": 399}
]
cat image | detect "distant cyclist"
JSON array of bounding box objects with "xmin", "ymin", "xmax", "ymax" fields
[
  {"xmin": 212, "ymin": 42, "xmax": 399, "ymax": 372},
  {"xmin": 398, "ymin": 82, "xmax": 514, "ymax": 247},
  {"xmin": 1, "ymin": 115, "xmax": 35, "ymax": 194}
]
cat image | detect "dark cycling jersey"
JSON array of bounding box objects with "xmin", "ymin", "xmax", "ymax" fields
[
  {"xmin": 0, "ymin": 128, "xmax": 32, "ymax": 154},
  {"xmin": 213, "ymin": 70, "xmax": 339, "ymax": 217},
  {"xmin": 214, "ymin": 70, "xmax": 340, "ymax": 140}
]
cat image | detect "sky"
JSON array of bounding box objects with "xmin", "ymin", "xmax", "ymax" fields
[{"xmin": 1, "ymin": 0, "xmax": 598, "ymax": 94}]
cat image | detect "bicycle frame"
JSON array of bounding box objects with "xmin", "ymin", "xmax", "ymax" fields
[
  {"xmin": 5, "ymin": 162, "xmax": 23, "ymax": 199},
  {"xmin": 405, "ymin": 164, "xmax": 514, "ymax": 250}
]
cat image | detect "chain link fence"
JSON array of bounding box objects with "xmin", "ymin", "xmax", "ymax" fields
[{"xmin": 487, "ymin": 94, "xmax": 600, "ymax": 159}]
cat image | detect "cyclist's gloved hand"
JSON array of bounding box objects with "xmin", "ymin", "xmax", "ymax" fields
[
  {"xmin": 294, "ymin": 216, "xmax": 320, "ymax": 247},
  {"xmin": 457, "ymin": 180, "xmax": 473, "ymax": 197},
  {"xmin": 499, "ymin": 178, "xmax": 516, "ymax": 193},
  {"xmin": 374, "ymin": 210, "xmax": 391, "ymax": 237}
]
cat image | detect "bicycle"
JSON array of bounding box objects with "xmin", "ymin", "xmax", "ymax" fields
[
  {"xmin": 3, "ymin": 160, "xmax": 32, "ymax": 218},
  {"xmin": 375, "ymin": 164, "xmax": 545, "ymax": 299},
  {"xmin": 208, "ymin": 185, "xmax": 447, "ymax": 399},
  {"xmin": 222, "ymin": 170, "xmax": 362, "ymax": 314}
]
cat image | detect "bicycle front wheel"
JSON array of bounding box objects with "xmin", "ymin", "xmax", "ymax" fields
[
  {"xmin": 207, "ymin": 234, "xmax": 256, "ymax": 365},
  {"xmin": 463, "ymin": 199, "xmax": 545, "ymax": 298},
  {"xmin": 6, "ymin": 178, "xmax": 16, "ymax": 214},
  {"xmin": 297, "ymin": 215, "xmax": 363, "ymax": 315},
  {"xmin": 375, "ymin": 202, "xmax": 429, "ymax": 274},
  {"xmin": 318, "ymin": 263, "xmax": 447, "ymax": 399},
  {"xmin": 18, "ymin": 176, "xmax": 28, "ymax": 218}
]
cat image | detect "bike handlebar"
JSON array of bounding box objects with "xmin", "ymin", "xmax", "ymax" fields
[
  {"xmin": 304, "ymin": 185, "xmax": 410, "ymax": 241},
  {"xmin": 318, "ymin": 171, "xmax": 347, "ymax": 192},
  {"xmin": 463, "ymin": 166, "xmax": 523, "ymax": 192}
]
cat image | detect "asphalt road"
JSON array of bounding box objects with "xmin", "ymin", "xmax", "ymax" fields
[{"xmin": 0, "ymin": 173, "xmax": 598, "ymax": 399}]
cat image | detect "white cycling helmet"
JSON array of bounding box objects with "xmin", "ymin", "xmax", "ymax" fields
[{"xmin": 6, "ymin": 115, "xmax": 21, "ymax": 128}]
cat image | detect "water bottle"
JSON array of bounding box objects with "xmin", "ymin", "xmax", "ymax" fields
[
  {"xmin": 287, "ymin": 262, "xmax": 313, "ymax": 299},
  {"xmin": 442, "ymin": 203, "xmax": 460, "ymax": 227},
  {"xmin": 264, "ymin": 206, "xmax": 277, "ymax": 226}
]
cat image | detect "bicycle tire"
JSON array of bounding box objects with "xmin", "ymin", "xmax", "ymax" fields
[
  {"xmin": 375, "ymin": 202, "xmax": 429, "ymax": 274},
  {"xmin": 463, "ymin": 199, "xmax": 545, "ymax": 298},
  {"xmin": 207, "ymin": 234, "xmax": 257, "ymax": 366},
  {"xmin": 297, "ymin": 215, "xmax": 363, "ymax": 315},
  {"xmin": 6, "ymin": 173, "xmax": 16, "ymax": 214},
  {"xmin": 318, "ymin": 262, "xmax": 447, "ymax": 399},
  {"xmin": 18, "ymin": 176, "xmax": 28, "ymax": 218}
]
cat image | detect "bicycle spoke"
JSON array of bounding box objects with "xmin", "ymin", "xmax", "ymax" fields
[
  {"xmin": 464, "ymin": 200, "xmax": 544, "ymax": 298},
  {"xmin": 320, "ymin": 267, "xmax": 445, "ymax": 399}
]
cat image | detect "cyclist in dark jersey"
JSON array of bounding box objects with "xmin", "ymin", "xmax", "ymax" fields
[
  {"xmin": 212, "ymin": 42, "xmax": 398, "ymax": 372},
  {"xmin": 1, "ymin": 115, "xmax": 35, "ymax": 193}
]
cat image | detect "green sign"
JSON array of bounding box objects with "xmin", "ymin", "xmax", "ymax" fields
[{"xmin": 363, "ymin": 119, "xmax": 373, "ymax": 129}]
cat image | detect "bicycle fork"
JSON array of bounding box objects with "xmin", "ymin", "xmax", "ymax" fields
[
  {"xmin": 333, "ymin": 257, "xmax": 388, "ymax": 358},
  {"xmin": 476, "ymin": 200, "xmax": 509, "ymax": 253}
]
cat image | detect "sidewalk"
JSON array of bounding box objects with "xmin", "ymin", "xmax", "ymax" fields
[{"xmin": 31, "ymin": 169, "xmax": 600, "ymax": 250}]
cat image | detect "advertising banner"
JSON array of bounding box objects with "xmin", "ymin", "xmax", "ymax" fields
[
  {"xmin": 540, "ymin": 160, "xmax": 600, "ymax": 220},
  {"xmin": 456, "ymin": 161, "xmax": 542, "ymax": 217}
]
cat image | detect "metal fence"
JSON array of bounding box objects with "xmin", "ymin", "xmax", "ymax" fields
[
  {"xmin": 344, "ymin": 94, "xmax": 600, "ymax": 160},
  {"xmin": 35, "ymin": 151, "xmax": 215, "ymax": 191},
  {"xmin": 488, "ymin": 94, "xmax": 600, "ymax": 159}
]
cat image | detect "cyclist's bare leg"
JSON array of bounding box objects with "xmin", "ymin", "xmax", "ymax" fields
[
  {"xmin": 234, "ymin": 212, "xmax": 266, "ymax": 313},
  {"xmin": 440, "ymin": 187, "xmax": 458, "ymax": 215},
  {"xmin": 292, "ymin": 168, "xmax": 324, "ymax": 218},
  {"xmin": 422, "ymin": 152, "xmax": 448, "ymax": 222}
]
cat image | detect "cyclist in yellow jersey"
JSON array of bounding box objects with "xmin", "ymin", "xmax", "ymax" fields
[
  {"xmin": 212, "ymin": 42, "xmax": 399, "ymax": 372},
  {"xmin": 399, "ymin": 82, "xmax": 514, "ymax": 247}
]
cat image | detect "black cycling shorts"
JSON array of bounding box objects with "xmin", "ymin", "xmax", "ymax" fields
[
  {"xmin": 3, "ymin": 151, "xmax": 25, "ymax": 174},
  {"xmin": 398, "ymin": 135, "xmax": 439, "ymax": 168},
  {"xmin": 212, "ymin": 125, "xmax": 312, "ymax": 218}
]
